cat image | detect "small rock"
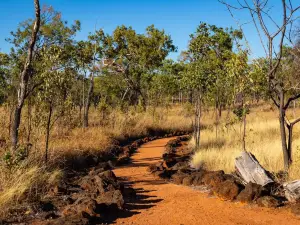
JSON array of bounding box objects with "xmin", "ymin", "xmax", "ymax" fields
[
  {"xmin": 192, "ymin": 170, "xmax": 207, "ymax": 186},
  {"xmin": 96, "ymin": 190, "xmax": 124, "ymax": 209},
  {"xmin": 88, "ymin": 167, "xmax": 105, "ymax": 176},
  {"xmin": 182, "ymin": 175, "xmax": 195, "ymax": 186},
  {"xmin": 237, "ymin": 182, "xmax": 267, "ymax": 203},
  {"xmin": 116, "ymin": 155, "xmax": 130, "ymax": 165},
  {"xmin": 256, "ymin": 196, "xmax": 280, "ymax": 208},
  {"xmin": 147, "ymin": 162, "xmax": 164, "ymax": 173},
  {"xmin": 202, "ymin": 171, "xmax": 226, "ymax": 188},
  {"xmin": 153, "ymin": 170, "xmax": 173, "ymax": 179},
  {"xmin": 46, "ymin": 215, "xmax": 89, "ymax": 225},
  {"xmin": 162, "ymin": 158, "xmax": 177, "ymax": 169},
  {"xmin": 171, "ymin": 173, "xmax": 188, "ymax": 184},
  {"xmin": 62, "ymin": 197, "xmax": 98, "ymax": 217},
  {"xmin": 214, "ymin": 180, "xmax": 241, "ymax": 201},
  {"xmin": 171, "ymin": 161, "xmax": 190, "ymax": 171}
]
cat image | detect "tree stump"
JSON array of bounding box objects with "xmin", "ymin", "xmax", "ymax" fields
[{"xmin": 235, "ymin": 151, "xmax": 273, "ymax": 186}]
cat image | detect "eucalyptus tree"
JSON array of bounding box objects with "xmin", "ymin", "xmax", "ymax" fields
[
  {"xmin": 7, "ymin": 4, "xmax": 80, "ymax": 149},
  {"xmin": 226, "ymin": 51, "xmax": 250, "ymax": 150},
  {"xmin": 221, "ymin": 0, "xmax": 300, "ymax": 170},
  {"xmin": 182, "ymin": 22, "xmax": 241, "ymax": 148},
  {"xmin": 83, "ymin": 30, "xmax": 105, "ymax": 127},
  {"xmin": 37, "ymin": 45, "xmax": 76, "ymax": 162},
  {"xmin": 9, "ymin": 0, "xmax": 40, "ymax": 150},
  {"xmin": 148, "ymin": 59, "xmax": 183, "ymax": 106},
  {"xmin": 102, "ymin": 25, "xmax": 176, "ymax": 110}
]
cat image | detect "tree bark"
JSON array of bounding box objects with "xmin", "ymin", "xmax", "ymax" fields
[
  {"xmin": 11, "ymin": 0, "xmax": 40, "ymax": 150},
  {"xmin": 45, "ymin": 102, "xmax": 53, "ymax": 162},
  {"xmin": 279, "ymin": 92, "xmax": 290, "ymax": 171},
  {"xmin": 242, "ymin": 113, "xmax": 246, "ymax": 151},
  {"xmin": 83, "ymin": 72, "xmax": 94, "ymax": 128},
  {"xmin": 27, "ymin": 98, "xmax": 32, "ymax": 145},
  {"xmin": 194, "ymin": 91, "xmax": 201, "ymax": 149}
]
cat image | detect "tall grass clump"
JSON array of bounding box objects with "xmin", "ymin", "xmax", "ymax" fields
[{"xmin": 190, "ymin": 104, "xmax": 300, "ymax": 180}]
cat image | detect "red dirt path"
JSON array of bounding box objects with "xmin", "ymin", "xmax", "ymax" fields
[{"xmin": 113, "ymin": 137, "xmax": 300, "ymax": 225}]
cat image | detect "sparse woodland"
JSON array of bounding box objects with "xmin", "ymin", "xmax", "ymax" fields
[{"xmin": 1, "ymin": 0, "xmax": 300, "ymax": 222}]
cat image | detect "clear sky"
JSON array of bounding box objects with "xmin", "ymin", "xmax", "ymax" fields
[{"xmin": 0, "ymin": 0, "xmax": 298, "ymax": 60}]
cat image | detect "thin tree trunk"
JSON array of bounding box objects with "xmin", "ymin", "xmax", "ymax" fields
[
  {"xmin": 11, "ymin": 106, "xmax": 22, "ymax": 149},
  {"xmin": 27, "ymin": 98, "xmax": 32, "ymax": 144},
  {"xmin": 242, "ymin": 113, "xmax": 246, "ymax": 151},
  {"xmin": 83, "ymin": 19, "xmax": 99, "ymax": 128},
  {"xmin": 79, "ymin": 105, "xmax": 82, "ymax": 121},
  {"xmin": 194, "ymin": 91, "xmax": 201, "ymax": 149},
  {"xmin": 8, "ymin": 102, "xmax": 14, "ymax": 137},
  {"xmin": 45, "ymin": 102, "xmax": 53, "ymax": 162},
  {"xmin": 83, "ymin": 73, "xmax": 94, "ymax": 128},
  {"xmin": 82, "ymin": 72, "xmax": 85, "ymax": 127},
  {"xmin": 189, "ymin": 90, "xmax": 193, "ymax": 103},
  {"xmin": 286, "ymin": 118, "xmax": 300, "ymax": 166},
  {"xmin": 215, "ymin": 100, "xmax": 219, "ymax": 140},
  {"xmin": 141, "ymin": 94, "xmax": 147, "ymax": 111},
  {"xmin": 287, "ymin": 125, "xmax": 293, "ymax": 163},
  {"xmin": 11, "ymin": 0, "xmax": 40, "ymax": 150},
  {"xmin": 279, "ymin": 92, "xmax": 290, "ymax": 171},
  {"xmin": 293, "ymin": 101, "xmax": 296, "ymax": 119}
]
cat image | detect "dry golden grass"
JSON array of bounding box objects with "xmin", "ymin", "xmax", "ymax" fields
[
  {"xmin": 0, "ymin": 161, "xmax": 62, "ymax": 217},
  {"xmin": 0, "ymin": 104, "xmax": 192, "ymax": 216},
  {"xmin": 191, "ymin": 104, "xmax": 300, "ymax": 180}
]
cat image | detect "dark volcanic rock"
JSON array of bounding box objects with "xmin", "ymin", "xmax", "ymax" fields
[
  {"xmin": 62, "ymin": 197, "xmax": 98, "ymax": 218},
  {"xmin": 237, "ymin": 182, "xmax": 267, "ymax": 203},
  {"xmin": 182, "ymin": 175, "xmax": 195, "ymax": 186},
  {"xmin": 171, "ymin": 172, "xmax": 188, "ymax": 184},
  {"xmin": 147, "ymin": 162, "xmax": 164, "ymax": 173},
  {"xmin": 116, "ymin": 155, "xmax": 130, "ymax": 165},
  {"xmin": 171, "ymin": 161, "xmax": 190, "ymax": 171},
  {"xmin": 256, "ymin": 196, "xmax": 280, "ymax": 208},
  {"xmin": 202, "ymin": 170, "xmax": 226, "ymax": 188},
  {"xmin": 214, "ymin": 180, "xmax": 241, "ymax": 201},
  {"xmin": 192, "ymin": 170, "xmax": 207, "ymax": 186},
  {"xmin": 96, "ymin": 190, "xmax": 124, "ymax": 209},
  {"xmin": 46, "ymin": 215, "xmax": 89, "ymax": 225},
  {"xmin": 153, "ymin": 169, "xmax": 174, "ymax": 179},
  {"xmin": 162, "ymin": 158, "xmax": 178, "ymax": 169}
]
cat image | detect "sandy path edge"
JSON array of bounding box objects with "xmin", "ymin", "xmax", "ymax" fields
[{"xmin": 113, "ymin": 137, "xmax": 300, "ymax": 225}]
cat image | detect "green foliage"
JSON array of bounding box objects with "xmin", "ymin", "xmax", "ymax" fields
[
  {"xmin": 101, "ymin": 25, "xmax": 176, "ymax": 107},
  {"xmin": 233, "ymin": 106, "xmax": 250, "ymax": 121},
  {"xmin": 181, "ymin": 22, "xmax": 243, "ymax": 107}
]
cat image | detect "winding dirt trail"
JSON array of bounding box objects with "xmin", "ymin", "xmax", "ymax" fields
[{"xmin": 113, "ymin": 137, "xmax": 300, "ymax": 225}]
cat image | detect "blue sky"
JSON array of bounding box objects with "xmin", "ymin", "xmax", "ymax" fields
[{"xmin": 0, "ymin": 0, "xmax": 298, "ymax": 60}]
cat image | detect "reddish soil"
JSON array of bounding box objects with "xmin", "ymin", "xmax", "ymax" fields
[{"xmin": 113, "ymin": 137, "xmax": 300, "ymax": 225}]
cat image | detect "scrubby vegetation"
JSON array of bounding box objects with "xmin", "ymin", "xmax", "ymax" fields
[
  {"xmin": 1, "ymin": 0, "xmax": 300, "ymax": 221},
  {"xmin": 190, "ymin": 104, "xmax": 300, "ymax": 180}
]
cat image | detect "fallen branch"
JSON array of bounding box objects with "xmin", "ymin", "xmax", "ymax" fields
[{"xmin": 283, "ymin": 180, "xmax": 300, "ymax": 202}]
